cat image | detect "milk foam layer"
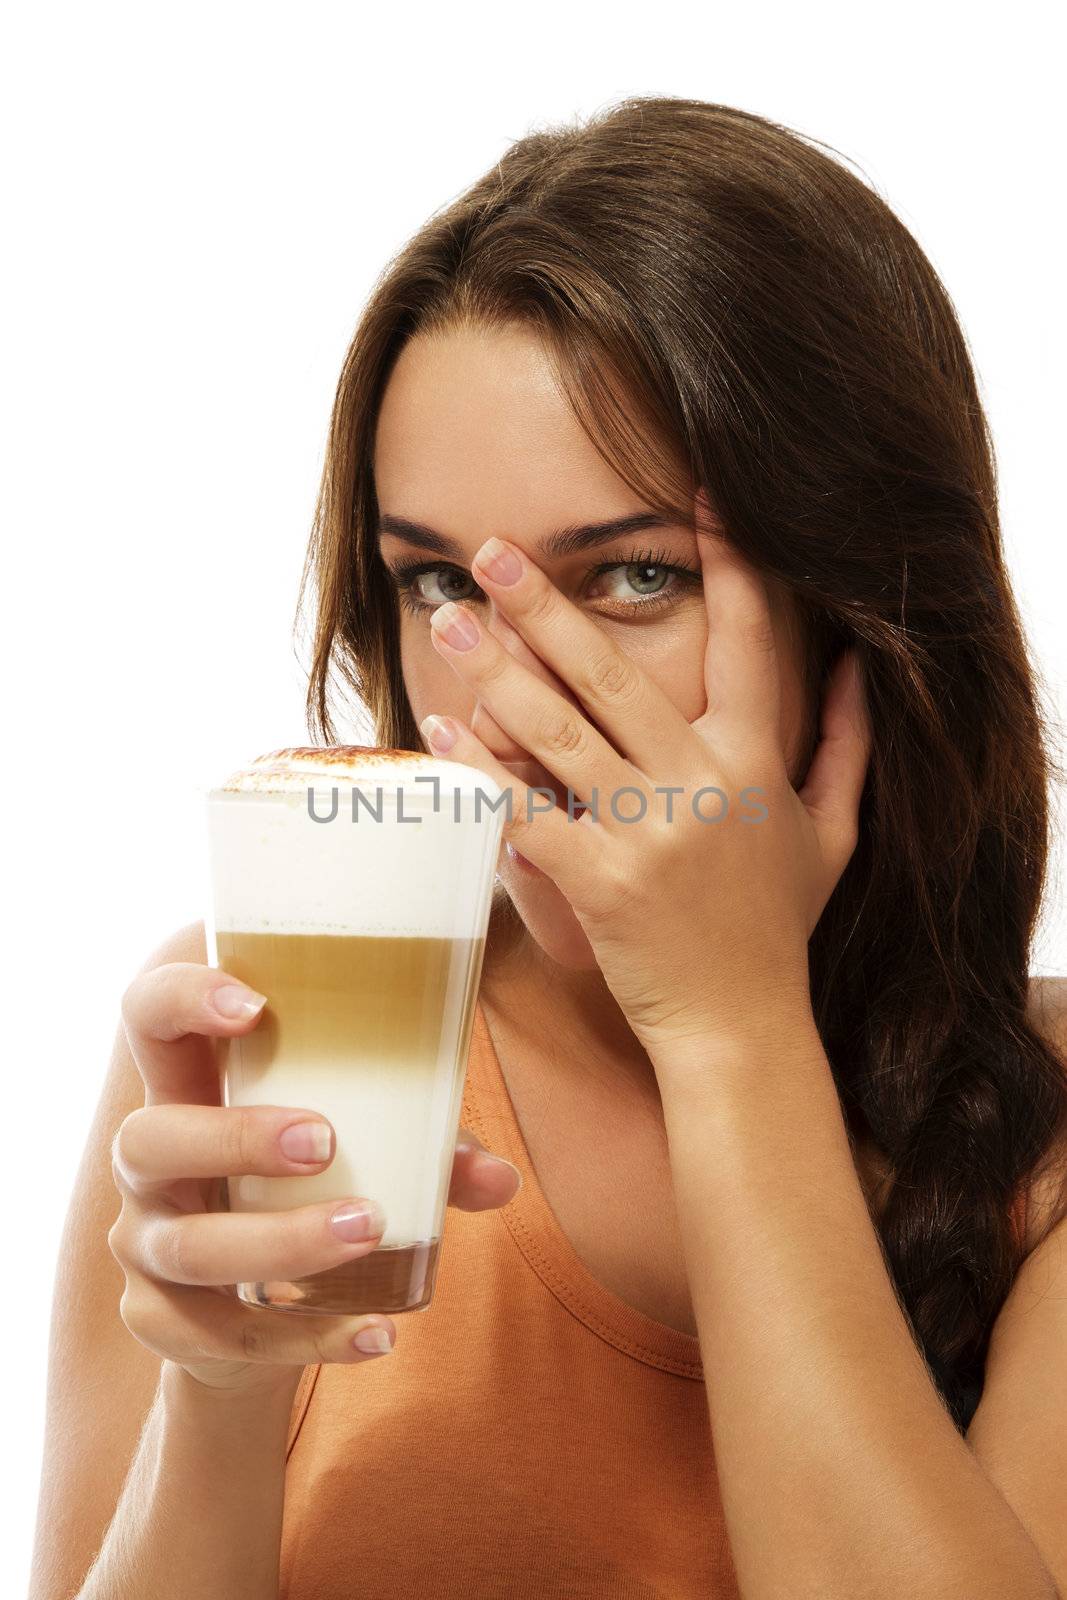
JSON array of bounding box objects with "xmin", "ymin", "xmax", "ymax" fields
[
  {"xmin": 206, "ymin": 746, "xmax": 506, "ymax": 939},
  {"xmin": 217, "ymin": 744, "xmax": 498, "ymax": 797}
]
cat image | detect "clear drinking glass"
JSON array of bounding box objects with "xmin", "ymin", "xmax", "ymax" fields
[{"xmin": 203, "ymin": 745, "xmax": 507, "ymax": 1316}]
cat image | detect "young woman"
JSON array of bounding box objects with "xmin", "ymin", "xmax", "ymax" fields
[{"xmin": 32, "ymin": 96, "xmax": 1067, "ymax": 1599}]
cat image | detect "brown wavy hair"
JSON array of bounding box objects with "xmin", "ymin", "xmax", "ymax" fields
[{"xmin": 294, "ymin": 95, "xmax": 1067, "ymax": 1433}]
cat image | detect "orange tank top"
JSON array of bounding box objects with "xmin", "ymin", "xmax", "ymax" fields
[{"xmin": 278, "ymin": 999, "xmax": 1030, "ymax": 1598}]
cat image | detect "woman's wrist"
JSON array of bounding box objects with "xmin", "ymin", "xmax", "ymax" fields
[{"xmin": 160, "ymin": 1359, "xmax": 304, "ymax": 1432}]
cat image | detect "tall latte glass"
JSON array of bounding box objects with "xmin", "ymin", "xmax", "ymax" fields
[{"xmin": 203, "ymin": 746, "xmax": 507, "ymax": 1317}]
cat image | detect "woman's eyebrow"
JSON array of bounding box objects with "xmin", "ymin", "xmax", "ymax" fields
[{"xmin": 376, "ymin": 510, "xmax": 679, "ymax": 561}]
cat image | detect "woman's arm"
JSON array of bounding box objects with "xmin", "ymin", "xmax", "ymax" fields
[
  {"xmin": 29, "ymin": 925, "xmax": 207, "ymax": 1600},
  {"xmin": 652, "ymin": 1005, "xmax": 1060, "ymax": 1600},
  {"xmin": 78, "ymin": 1362, "xmax": 299, "ymax": 1600}
]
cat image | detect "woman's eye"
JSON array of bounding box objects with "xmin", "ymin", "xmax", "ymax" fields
[
  {"xmin": 588, "ymin": 561, "xmax": 674, "ymax": 603},
  {"xmin": 386, "ymin": 552, "xmax": 700, "ymax": 619},
  {"xmin": 393, "ymin": 564, "xmax": 481, "ymax": 613},
  {"xmin": 584, "ymin": 557, "xmax": 706, "ymax": 614}
]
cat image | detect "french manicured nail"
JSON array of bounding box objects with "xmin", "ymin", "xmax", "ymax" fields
[
  {"xmin": 430, "ymin": 601, "xmax": 480, "ymax": 650},
  {"xmin": 353, "ymin": 1325, "xmax": 394, "ymax": 1355},
  {"xmin": 420, "ymin": 714, "xmax": 458, "ymax": 753},
  {"xmin": 212, "ymin": 984, "xmax": 268, "ymax": 1018},
  {"xmin": 458, "ymin": 1143, "xmax": 523, "ymax": 1189},
  {"xmin": 279, "ymin": 1121, "xmax": 333, "ymax": 1163},
  {"xmin": 474, "ymin": 537, "xmax": 523, "ymax": 585},
  {"xmin": 331, "ymin": 1200, "xmax": 386, "ymax": 1241},
  {"xmin": 480, "ymin": 1151, "xmax": 523, "ymax": 1188}
]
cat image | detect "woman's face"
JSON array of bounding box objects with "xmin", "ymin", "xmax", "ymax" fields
[{"xmin": 372, "ymin": 322, "xmax": 813, "ymax": 969}]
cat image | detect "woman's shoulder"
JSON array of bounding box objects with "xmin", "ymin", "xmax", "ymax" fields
[{"xmin": 1021, "ymin": 975, "xmax": 1067, "ymax": 1255}]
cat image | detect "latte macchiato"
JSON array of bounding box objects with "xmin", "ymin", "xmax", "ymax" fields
[{"xmin": 204, "ymin": 746, "xmax": 507, "ymax": 1316}]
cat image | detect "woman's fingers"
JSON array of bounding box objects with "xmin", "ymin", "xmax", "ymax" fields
[
  {"xmin": 112, "ymin": 1189, "xmax": 388, "ymax": 1287},
  {"xmin": 112, "ymin": 1102, "xmax": 519, "ymax": 1210},
  {"xmin": 468, "ymin": 606, "xmax": 589, "ymax": 763},
  {"xmin": 120, "ymin": 1273, "xmax": 399, "ymax": 1368},
  {"xmin": 112, "ymin": 1102, "xmax": 334, "ymax": 1192},
  {"xmin": 121, "ymin": 961, "xmax": 268, "ymax": 1109},
  {"xmin": 111, "ymin": 953, "xmax": 522, "ymax": 1384},
  {"xmin": 119, "ymin": 966, "xmax": 522, "ymax": 1205},
  {"xmin": 449, "ymin": 1127, "xmax": 523, "ymax": 1210},
  {"xmin": 112, "ymin": 1140, "xmax": 520, "ymax": 1290}
]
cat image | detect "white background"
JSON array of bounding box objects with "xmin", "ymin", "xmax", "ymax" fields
[{"xmin": 4, "ymin": 3, "xmax": 1064, "ymax": 1591}]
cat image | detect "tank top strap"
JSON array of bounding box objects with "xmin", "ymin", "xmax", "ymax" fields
[{"xmin": 286, "ymin": 1362, "xmax": 321, "ymax": 1459}]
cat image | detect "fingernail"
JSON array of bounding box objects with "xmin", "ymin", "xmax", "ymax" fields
[
  {"xmin": 430, "ymin": 601, "xmax": 480, "ymax": 650},
  {"xmin": 353, "ymin": 1325, "xmax": 394, "ymax": 1355},
  {"xmin": 212, "ymin": 983, "xmax": 268, "ymax": 1018},
  {"xmin": 477, "ymin": 1150, "xmax": 523, "ymax": 1188},
  {"xmin": 330, "ymin": 1199, "xmax": 386, "ymax": 1241},
  {"xmin": 420, "ymin": 713, "xmax": 458, "ymax": 753},
  {"xmin": 279, "ymin": 1121, "xmax": 332, "ymax": 1163},
  {"xmin": 474, "ymin": 537, "xmax": 523, "ymax": 585}
]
